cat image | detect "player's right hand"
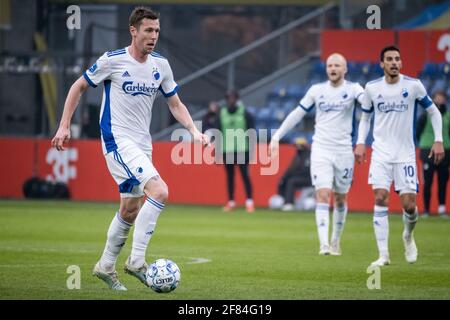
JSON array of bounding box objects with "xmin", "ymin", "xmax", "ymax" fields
[
  {"xmin": 354, "ymin": 144, "xmax": 366, "ymax": 164},
  {"xmin": 192, "ymin": 130, "xmax": 211, "ymax": 147},
  {"xmin": 268, "ymin": 140, "xmax": 279, "ymax": 160},
  {"xmin": 51, "ymin": 126, "xmax": 71, "ymax": 151}
]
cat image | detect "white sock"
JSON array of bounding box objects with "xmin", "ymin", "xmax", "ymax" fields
[
  {"xmin": 130, "ymin": 197, "xmax": 164, "ymax": 268},
  {"xmin": 331, "ymin": 204, "xmax": 347, "ymax": 244},
  {"xmin": 99, "ymin": 212, "xmax": 133, "ymax": 272},
  {"xmin": 403, "ymin": 207, "xmax": 418, "ymax": 237},
  {"xmin": 373, "ymin": 205, "xmax": 389, "ymax": 257},
  {"xmin": 315, "ymin": 203, "xmax": 330, "ymax": 247}
]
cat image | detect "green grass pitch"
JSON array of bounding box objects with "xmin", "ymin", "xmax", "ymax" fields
[{"xmin": 0, "ymin": 200, "xmax": 449, "ymax": 300}]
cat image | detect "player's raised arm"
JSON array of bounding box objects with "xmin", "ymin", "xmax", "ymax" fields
[
  {"xmin": 166, "ymin": 93, "xmax": 210, "ymax": 146},
  {"xmin": 51, "ymin": 76, "xmax": 89, "ymax": 151},
  {"xmin": 269, "ymin": 85, "xmax": 316, "ymax": 158},
  {"xmin": 269, "ymin": 106, "xmax": 307, "ymax": 158}
]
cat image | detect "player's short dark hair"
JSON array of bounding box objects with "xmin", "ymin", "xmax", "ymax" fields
[
  {"xmin": 129, "ymin": 7, "xmax": 159, "ymax": 29},
  {"xmin": 380, "ymin": 45, "xmax": 400, "ymax": 61}
]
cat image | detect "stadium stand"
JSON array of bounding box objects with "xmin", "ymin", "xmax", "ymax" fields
[{"xmin": 253, "ymin": 59, "xmax": 450, "ymax": 147}]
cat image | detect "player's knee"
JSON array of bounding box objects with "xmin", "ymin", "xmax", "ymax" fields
[
  {"xmin": 316, "ymin": 192, "xmax": 330, "ymax": 204},
  {"xmin": 149, "ymin": 185, "xmax": 169, "ymax": 203},
  {"xmin": 155, "ymin": 188, "xmax": 169, "ymax": 203},
  {"xmin": 403, "ymin": 202, "xmax": 416, "ymax": 214},
  {"xmin": 334, "ymin": 193, "xmax": 347, "ymax": 209},
  {"xmin": 374, "ymin": 193, "xmax": 388, "ymax": 206},
  {"xmin": 335, "ymin": 199, "xmax": 346, "ymax": 209}
]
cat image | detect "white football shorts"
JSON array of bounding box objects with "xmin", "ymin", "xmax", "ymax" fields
[
  {"xmin": 104, "ymin": 141, "xmax": 159, "ymax": 198},
  {"xmin": 368, "ymin": 159, "xmax": 418, "ymax": 194},
  {"xmin": 310, "ymin": 146, "xmax": 355, "ymax": 193}
]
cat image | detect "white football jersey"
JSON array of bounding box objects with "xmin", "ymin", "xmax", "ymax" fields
[
  {"xmin": 83, "ymin": 46, "xmax": 178, "ymax": 155},
  {"xmin": 361, "ymin": 74, "xmax": 433, "ymax": 163},
  {"xmin": 299, "ymin": 80, "xmax": 364, "ymax": 152}
]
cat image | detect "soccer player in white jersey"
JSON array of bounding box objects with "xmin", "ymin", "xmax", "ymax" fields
[
  {"xmin": 355, "ymin": 45, "xmax": 444, "ymax": 267},
  {"xmin": 270, "ymin": 53, "xmax": 365, "ymax": 255},
  {"xmin": 51, "ymin": 7, "xmax": 209, "ymax": 290}
]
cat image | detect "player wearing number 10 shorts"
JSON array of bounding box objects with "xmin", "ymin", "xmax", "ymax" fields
[{"xmin": 355, "ymin": 45, "xmax": 444, "ymax": 267}]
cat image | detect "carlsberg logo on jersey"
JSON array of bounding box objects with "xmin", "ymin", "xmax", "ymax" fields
[
  {"xmin": 122, "ymin": 81, "xmax": 158, "ymax": 97},
  {"xmin": 318, "ymin": 101, "xmax": 347, "ymax": 112},
  {"xmin": 377, "ymin": 101, "xmax": 408, "ymax": 113}
]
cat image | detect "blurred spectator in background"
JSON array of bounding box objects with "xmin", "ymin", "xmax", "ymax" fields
[
  {"xmin": 81, "ymin": 104, "xmax": 101, "ymax": 139},
  {"xmin": 417, "ymin": 90, "xmax": 450, "ymax": 218},
  {"xmin": 217, "ymin": 90, "xmax": 255, "ymax": 213},
  {"xmin": 202, "ymin": 100, "xmax": 219, "ymax": 133},
  {"xmin": 276, "ymin": 137, "xmax": 313, "ymax": 211}
]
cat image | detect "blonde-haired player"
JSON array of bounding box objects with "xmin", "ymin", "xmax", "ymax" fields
[{"xmin": 270, "ymin": 53, "xmax": 364, "ymax": 255}]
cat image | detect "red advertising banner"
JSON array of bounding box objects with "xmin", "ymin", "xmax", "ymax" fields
[
  {"xmin": 321, "ymin": 30, "xmax": 450, "ymax": 76},
  {"xmin": 1, "ymin": 138, "xmax": 446, "ymax": 214}
]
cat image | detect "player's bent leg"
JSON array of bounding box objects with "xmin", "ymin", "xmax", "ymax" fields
[
  {"xmin": 330, "ymin": 193, "xmax": 348, "ymax": 256},
  {"xmin": 372, "ymin": 188, "xmax": 390, "ymax": 266},
  {"xmin": 126, "ymin": 176, "xmax": 168, "ymax": 286},
  {"xmin": 400, "ymin": 192, "xmax": 418, "ymax": 263},
  {"xmin": 94, "ymin": 197, "xmax": 140, "ymax": 290},
  {"xmin": 118, "ymin": 197, "xmax": 142, "ymax": 224},
  {"xmin": 315, "ymin": 188, "xmax": 332, "ymax": 255}
]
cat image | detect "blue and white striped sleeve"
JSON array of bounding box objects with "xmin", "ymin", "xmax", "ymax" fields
[
  {"xmin": 159, "ymin": 60, "xmax": 178, "ymax": 98},
  {"xmin": 298, "ymin": 86, "xmax": 315, "ymax": 112},
  {"xmin": 83, "ymin": 53, "xmax": 111, "ymax": 88},
  {"xmin": 354, "ymin": 83, "xmax": 365, "ymax": 104},
  {"xmin": 360, "ymin": 86, "xmax": 373, "ymax": 113},
  {"xmin": 416, "ymin": 80, "xmax": 433, "ymax": 109}
]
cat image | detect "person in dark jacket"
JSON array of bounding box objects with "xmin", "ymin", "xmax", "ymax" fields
[
  {"xmin": 417, "ymin": 90, "xmax": 450, "ymax": 217},
  {"xmin": 277, "ymin": 138, "xmax": 312, "ymax": 211}
]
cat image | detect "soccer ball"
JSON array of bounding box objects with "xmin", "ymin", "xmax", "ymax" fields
[
  {"xmin": 146, "ymin": 258, "xmax": 181, "ymax": 293},
  {"xmin": 268, "ymin": 194, "xmax": 285, "ymax": 209}
]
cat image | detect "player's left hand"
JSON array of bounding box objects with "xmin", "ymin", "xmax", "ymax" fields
[
  {"xmin": 51, "ymin": 126, "xmax": 71, "ymax": 151},
  {"xmin": 429, "ymin": 141, "xmax": 444, "ymax": 165},
  {"xmin": 192, "ymin": 130, "xmax": 211, "ymax": 147},
  {"xmin": 354, "ymin": 144, "xmax": 366, "ymax": 164}
]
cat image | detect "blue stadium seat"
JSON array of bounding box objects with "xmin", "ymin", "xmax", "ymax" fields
[
  {"xmin": 432, "ymin": 79, "xmax": 446, "ymax": 93},
  {"xmin": 246, "ymin": 105, "xmax": 257, "ymax": 116},
  {"xmin": 421, "ymin": 62, "xmax": 440, "ymax": 78},
  {"xmin": 346, "ymin": 61, "xmax": 358, "ymax": 75},
  {"xmin": 370, "ymin": 63, "xmax": 383, "ymax": 76},
  {"xmin": 312, "ymin": 60, "xmax": 325, "ymax": 75},
  {"xmin": 286, "ymin": 84, "xmax": 304, "ymax": 99},
  {"xmin": 439, "ymin": 63, "xmax": 450, "ymax": 79},
  {"xmin": 359, "ymin": 62, "xmax": 372, "ymax": 76},
  {"xmin": 421, "ymin": 78, "xmax": 432, "ymax": 93},
  {"xmin": 267, "ymin": 84, "xmax": 287, "ymax": 100}
]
